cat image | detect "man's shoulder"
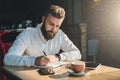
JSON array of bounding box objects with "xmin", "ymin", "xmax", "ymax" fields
[
  {"xmin": 58, "ymin": 29, "xmax": 66, "ymax": 35},
  {"xmin": 18, "ymin": 27, "xmax": 37, "ymax": 37},
  {"xmin": 23, "ymin": 27, "xmax": 37, "ymax": 33},
  {"xmin": 58, "ymin": 29, "xmax": 64, "ymax": 33}
]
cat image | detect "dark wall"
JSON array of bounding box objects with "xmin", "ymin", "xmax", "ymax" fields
[{"xmin": 0, "ymin": 0, "xmax": 65, "ymax": 26}]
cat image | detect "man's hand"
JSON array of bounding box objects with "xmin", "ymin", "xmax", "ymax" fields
[
  {"xmin": 35, "ymin": 56, "xmax": 51, "ymax": 66},
  {"xmin": 35, "ymin": 55, "xmax": 59, "ymax": 66},
  {"xmin": 47, "ymin": 55, "xmax": 59, "ymax": 63}
]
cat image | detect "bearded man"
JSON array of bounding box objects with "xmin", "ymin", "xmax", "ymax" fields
[{"xmin": 4, "ymin": 5, "xmax": 81, "ymax": 66}]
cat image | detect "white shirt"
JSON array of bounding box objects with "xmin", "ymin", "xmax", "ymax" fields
[{"xmin": 4, "ymin": 24, "xmax": 81, "ymax": 66}]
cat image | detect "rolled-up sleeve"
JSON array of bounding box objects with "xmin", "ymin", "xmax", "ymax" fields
[{"xmin": 4, "ymin": 30, "xmax": 36, "ymax": 66}]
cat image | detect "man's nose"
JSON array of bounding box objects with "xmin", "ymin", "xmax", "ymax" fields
[{"xmin": 51, "ymin": 26, "xmax": 56, "ymax": 31}]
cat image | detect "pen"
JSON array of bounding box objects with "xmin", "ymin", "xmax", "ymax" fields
[
  {"xmin": 43, "ymin": 51, "xmax": 52, "ymax": 63},
  {"xmin": 43, "ymin": 51, "xmax": 47, "ymax": 56},
  {"xmin": 43, "ymin": 51, "xmax": 52, "ymax": 64}
]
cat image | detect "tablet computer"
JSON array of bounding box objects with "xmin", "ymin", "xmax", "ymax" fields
[{"xmin": 86, "ymin": 62, "xmax": 101, "ymax": 70}]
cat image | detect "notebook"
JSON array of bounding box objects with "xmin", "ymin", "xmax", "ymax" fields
[{"xmin": 31, "ymin": 61, "xmax": 70, "ymax": 68}]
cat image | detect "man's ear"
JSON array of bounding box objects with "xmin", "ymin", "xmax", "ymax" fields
[{"xmin": 42, "ymin": 16, "xmax": 45, "ymax": 23}]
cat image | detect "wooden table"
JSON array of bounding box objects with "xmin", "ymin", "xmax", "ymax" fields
[{"xmin": 0, "ymin": 65, "xmax": 120, "ymax": 80}]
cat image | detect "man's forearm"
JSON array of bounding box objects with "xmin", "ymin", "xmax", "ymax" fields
[
  {"xmin": 60, "ymin": 50, "xmax": 81, "ymax": 61},
  {"xmin": 4, "ymin": 54, "xmax": 36, "ymax": 66}
]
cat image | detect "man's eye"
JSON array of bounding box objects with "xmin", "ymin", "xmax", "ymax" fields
[
  {"xmin": 56, "ymin": 25, "xmax": 59, "ymax": 28},
  {"xmin": 50, "ymin": 23, "xmax": 54, "ymax": 26}
]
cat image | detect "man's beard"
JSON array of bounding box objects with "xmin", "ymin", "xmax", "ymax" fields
[{"xmin": 41, "ymin": 23, "xmax": 56, "ymax": 40}]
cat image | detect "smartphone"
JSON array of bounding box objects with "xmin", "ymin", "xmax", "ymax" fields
[{"xmin": 86, "ymin": 62, "xmax": 101, "ymax": 70}]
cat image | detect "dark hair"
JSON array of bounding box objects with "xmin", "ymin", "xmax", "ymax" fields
[{"xmin": 43, "ymin": 5, "xmax": 65, "ymax": 19}]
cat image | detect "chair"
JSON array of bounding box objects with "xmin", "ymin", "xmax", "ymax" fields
[
  {"xmin": 0, "ymin": 30, "xmax": 12, "ymax": 80},
  {"xmin": 87, "ymin": 39, "xmax": 99, "ymax": 62},
  {"xmin": 0, "ymin": 29, "xmax": 22, "ymax": 80}
]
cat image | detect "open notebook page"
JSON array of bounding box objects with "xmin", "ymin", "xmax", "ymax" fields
[{"xmin": 31, "ymin": 61, "xmax": 71, "ymax": 68}]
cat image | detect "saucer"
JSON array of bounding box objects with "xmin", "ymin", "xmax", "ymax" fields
[{"xmin": 68, "ymin": 69, "xmax": 86, "ymax": 76}]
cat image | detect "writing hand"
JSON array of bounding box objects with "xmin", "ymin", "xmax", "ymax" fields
[
  {"xmin": 35, "ymin": 56, "xmax": 51, "ymax": 66},
  {"xmin": 47, "ymin": 55, "xmax": 59, "ymax": 63}
]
